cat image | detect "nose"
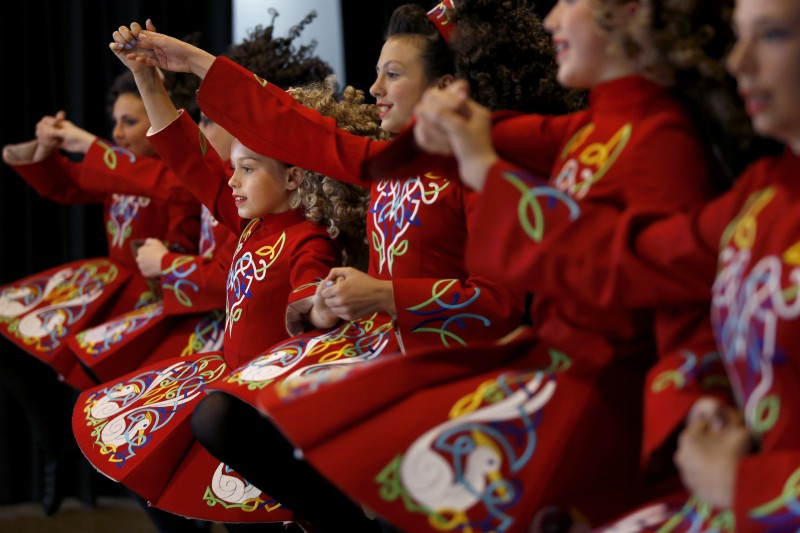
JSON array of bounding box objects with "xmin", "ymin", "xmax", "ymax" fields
[
  {"xmin": 227, "ymin": 170, "xmax": 239, "ymax": 189},
  {"xmin": 370, "ymin": 74, "xmax": 384, "ymax": 99},
  {"xmin": 543, "ymin": 1, "xmax": 560, "ymax": 33},
  {"xmin": 726, "ymin": 35, "xmax": 752, "ymax": 79},
  {"xmin": 112, "ymin": 120, "xmax": 124, "ymax": 142}
]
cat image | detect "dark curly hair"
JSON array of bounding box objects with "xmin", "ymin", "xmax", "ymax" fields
[
  {"xmin": 106, "ymin": 70, "xmax": 140, "ymax": 117},
  {"xmin": 385, "ymin": 2, "xmax": 581, "ymax": 114},
  {"xmin": 595, "ymin": 0, "xmax": 768, "ymax": 179},
  {"xmin": 224, "ymin": 9, "xmax": 334, "ymax": 90},
  {"xmin": 288, "ymin": 77, "xmax": 387, "ymax": 270},
  {"xmin": 450, "ymin": 0, "xmax": 582, "ymax": 113}
]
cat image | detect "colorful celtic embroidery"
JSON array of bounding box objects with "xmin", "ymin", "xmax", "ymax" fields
[
  {"xmin": 108, "ymin": 194, "xmax": 151, "ymax": 249},
  {"xmin": 503, "ymin": 172, "xmax": 580, "ymax": 244},
  {"xmin": 225, "ymin": 313, "xmax": 393, "ymax": 398},
  {"xmin": 202, "ymin": 463, "xmax": 282, "ymax": 513},
  {"xmin": 226, "ymin": 230, "xmax": 286, "ymax": 335},
  {"xmin": 376, "ymin": 359, "xmax": 568, "ymax": 532},
  {"xmin": 712, "ymin": 187, "xmax": 799, "ymax": 438},
  {"xmin": 749, "ymin": 466, "xmax": 800, "ymax": 528},
  {"xmin": 0, "ymin": 260, "xmax": 119, "ymax": 353},
  {"xmin": 371, "ymin": 174, "xmax": 449, "ymax": 275},
  {"xmin": 74, "ymin": 302, "xmax": 162, "ymax": 357},
  {"xmin": 82, "ymin": 355, "xmax": 227, "ymax": 468},
  {"xmin": 407, "ymin": 279, "xmax": 490, "ymax": 347}
]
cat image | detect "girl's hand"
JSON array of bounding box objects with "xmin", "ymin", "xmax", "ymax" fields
[
  {"xmin": 117, "ymin": 22, "xmax": 215, "ymax": 79},
  {"xmin": 135, "ymin": 238, "xmax": 169, "ymax": 278},
  {"xmin": 318, "ymin": 267, "xmax": 396, "ymax": 321},
  {"xmin": 414, "ymin": 80, "xmax": 497, "ymax": 191},
  {"xmin": 34, "ymin": 111, "xmax": 66, "ymax": 152},
  {"xmin": 308, "ymin": 279, "xmax": 341, "ymax": 329},
  {"xmin": 42, "ymin": 114, "xmax": 97, "ymax": 155},
  {"xmin": 109, "ymin": 20, "xmax": 158, "ymax": 75},
  {"xmin": 674, "ymin": 405, "xmax": 752, "ymax": 509}
]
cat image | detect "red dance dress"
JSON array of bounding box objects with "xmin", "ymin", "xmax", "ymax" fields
[
  {"xmin": 0, "ymin": 140, "xmax": 200, "ymax": 388},
  {"xmin": 71, "ymin": 112, "xmax": 338, "ymax": 523}
]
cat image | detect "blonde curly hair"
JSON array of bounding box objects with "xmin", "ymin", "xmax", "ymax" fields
[{"xmin": 286, "ymin": 77, "xmax": 388, "ymax": 270}]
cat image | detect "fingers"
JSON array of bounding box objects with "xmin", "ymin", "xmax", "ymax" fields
[
  {"xmin": 112, "ymin": 21, "xmax": 148, "ymax": 50},
  {"xmin": 146, "ymin": 18, "xmax": 156, "ymax": 32}
]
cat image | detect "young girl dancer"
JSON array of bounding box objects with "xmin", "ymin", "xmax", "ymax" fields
[
  {"xmin": 0, "ymin": 70, "xmax": 201, "ymax": 389},
  {"xmin": 65, "ymin": 11, "xmax": 336, "ymax": 386},
  {"xmin": 71, "ymin": 18, "xmax": 382, "ymax": 526}
]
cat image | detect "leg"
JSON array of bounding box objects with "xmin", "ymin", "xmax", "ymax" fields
[{"xmin": 192, "ymin": 392, "xmax": 381, "ymax": 532}]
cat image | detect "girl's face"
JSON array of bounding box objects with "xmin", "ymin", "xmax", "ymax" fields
[
  {"xmin": 228, "ymin": 139, "xmax": 298, "ymax": 219},
  {"xmin": 370, "ymin": 36, "xmax": 432, "ymax": 134},
  {"xmin": 728, "ymin": 0, "xmax": 800, "ymax": 150},
  {"xmin": 544, "ymin": 0, "xmax": 636, "ymax": 89},
  {"xmin": 199, "ymin": 113, "xmax": 235, "ymax": 161},
  {"xmin": 111, "ymin": 93, "xmax": 156, "ymax": 157}
]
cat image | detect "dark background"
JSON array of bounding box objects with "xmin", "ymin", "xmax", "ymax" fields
[{"xmin": 0, "ymin": 0, "xmax": 556, "ymax": 507}]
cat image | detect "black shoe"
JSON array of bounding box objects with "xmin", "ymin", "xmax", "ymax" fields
[{"xmin": 41, "ymin": 456, "xmax": 66, "ymax": 516}]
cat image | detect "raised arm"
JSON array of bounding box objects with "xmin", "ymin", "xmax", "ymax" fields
[
  {"xmin": 110, "ymin": 20, "xmax": 179, "ymax": 131},
  {"xmin": 114, "ymin": 22, "xmax": 215, "ymax": 80}
]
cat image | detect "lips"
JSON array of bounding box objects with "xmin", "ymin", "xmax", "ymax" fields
[
  {"xmin": 233, "ymin": 195, "xmax": 246, "ymax": 206},
  {"xmin": 739, "ymin": 90, "xmax": 769, "ymax": 116},
  {"xmin": 376, "ymin": 103, "xmax": 392, "ymax": 119},
  {"xmin": 552, "ymin": 39, "xmax": 568, "ymax": 62}
]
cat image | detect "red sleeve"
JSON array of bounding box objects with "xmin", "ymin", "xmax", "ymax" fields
[
  {"xmin": 148, "ymin": 111, "xmax": 245, "ymax": 235},
  {"xmin": 734, "ymin": 451, "xmax": 800, "ymax": 529},
  {"xmin": 284, "ymin": 229, "xmax": 341, "ymax": 335},
  {"xmin": 392, "ymin": 186, "xmax": 526, "ymax": 352},
  {"xmin": 197, "ymin": 57, "xmax": 382, "ymax": 186},
  {"xmin": 160, "ymin": 198, "xmax": 201, "ymax": 255},
  {"xmin": 77, "ymin": 139, "xmax": 190, "ymax": 201},
  {"xmin": 466, "ymin": 156, "xmax": 753, "ymax": 308},
  {"xmin": 491, "ymin": 111, "xmax": 578, "ymax": 178},
  {"xmin": 641, "ymin": 313, "xmax": 733, "ymax": 468},
  {"xmin": 8, "ymin": 151, "xmax": 106, "ymax": 204},
  {"xmin": 159, "ymin": 229, "xmax": 236, "ymax": 314}
]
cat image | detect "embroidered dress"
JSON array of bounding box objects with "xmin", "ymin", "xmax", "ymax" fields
[
  {"xmin": 65, "ymin": 138, "xmax": 236, "ymax": 382},
  {"xmin": 587, "ymin": 150, "xmax": 800, "ymax": 532},
  {"xmin": 191, "ymin": 55, "xmax": 524, "ymax": 422},
  {"xmin": 234, "ymin": 76, "xmax": 726, "ymax": 532},
  {"xmin": 72, "ymin": 112, "xmax": 338, "ymax": 523},
  {"xmin": 67, "ymin": 202, "xmax": 236, "ymax": 382},
  {"xmin": 0, "ymin": 141, "xmax": 200, "ymax": 388}
]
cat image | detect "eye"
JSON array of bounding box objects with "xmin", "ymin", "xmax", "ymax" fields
[
  {"xmin": 386, "ymin": 71, "xmax": 400, "ymax": 80},
  {"xmin": 761, "ymin": 26, "xmax": 791, "ymax": 41},
  {"xmin": 123, "ymin": 118, "xmax": 138, "ymax": 127}
]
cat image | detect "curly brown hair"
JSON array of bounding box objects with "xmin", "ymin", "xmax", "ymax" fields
[
  {"xmin": 450, "ymin": 0, "xmax": 583, "ymax": 113},
  {"xmin": 287, "ymin": 78, "xmax": 387, "ymax": 270},
  {"xmin": 224, "ymin": 9, "xmax": 334, "ymax": 90},
  {"xmin": 594, "ymin": 0, "xmax": 763, "ymax": 179}
]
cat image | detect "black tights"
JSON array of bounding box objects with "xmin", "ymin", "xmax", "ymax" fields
[{"xmin": 192, "ymin": 392, "xmax": 382, "ymax": 532}]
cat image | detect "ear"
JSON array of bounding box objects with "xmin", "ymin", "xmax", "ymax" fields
[
  {"xmin": 285, "ymin": 166, "xmax": 305, "ymax": 191},
  {"xmin": 436, "ymin": 74, "xmax": 455, "ymax": 89}
]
